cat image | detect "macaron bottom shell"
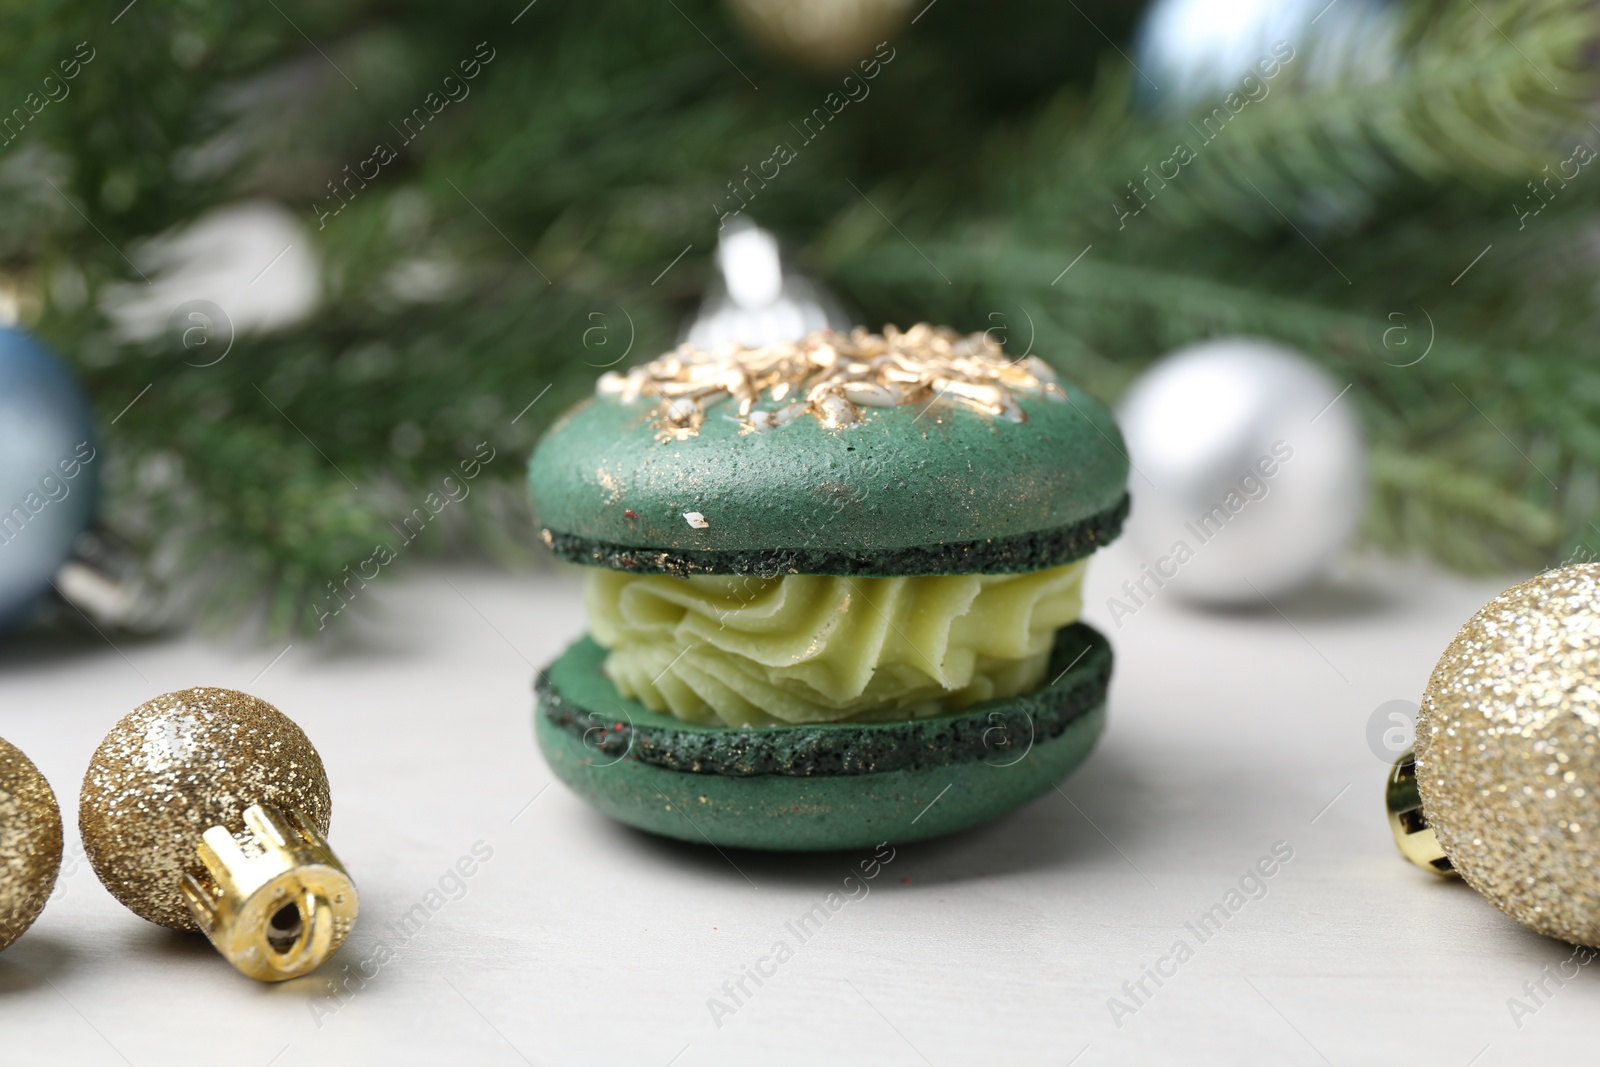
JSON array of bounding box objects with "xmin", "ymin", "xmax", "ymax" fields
[{"xmin": 534, "ymin": 623, "xmax": 1110, "ymax": 851}]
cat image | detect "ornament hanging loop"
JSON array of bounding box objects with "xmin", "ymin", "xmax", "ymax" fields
[
  {"xmin": 181, "ymin": 803, "xmax": 358, "ymax": 982},
  {"xmin": 1386, "ymin": 750, "xmax": 1456, "ymax": 877}
]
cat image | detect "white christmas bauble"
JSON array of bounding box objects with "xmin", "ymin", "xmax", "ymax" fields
[
  {"xmin": 685, "ymin": 218, "xmax": 850, "ymax": 348},
  {"xmin": 1116, "ymin": 338, "xmax": 1365, "ymax": 604},
  {"xmin": 102, "ymin": 200, "xmax": 319, "ymax": 344},
  {"xmin": 1133, "ymin": 0, "xmax": 1400, "ymax": 113}
]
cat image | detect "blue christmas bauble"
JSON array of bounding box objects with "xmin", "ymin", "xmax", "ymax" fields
[
  {"xmin": 0, "ymin": 327, "xmax": 98, "ymax": 629},
  {"xmin": 1132, "ymin": 0, "xmax": 1400, "ymax": 114}
]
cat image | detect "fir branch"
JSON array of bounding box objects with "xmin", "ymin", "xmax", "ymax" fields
[{"xmin": 1048, "ymin": 0, "xmax": 1600, "ymax": 235}]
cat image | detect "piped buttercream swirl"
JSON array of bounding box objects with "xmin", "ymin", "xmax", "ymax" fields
[{"xmin": 587, "ymin": 561, "xmax": 1087, "ymax": 727}]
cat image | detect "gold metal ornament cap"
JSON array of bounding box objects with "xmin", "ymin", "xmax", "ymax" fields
[
  {"xmin": 79, "ymin": 687, "xmax": 334, "ymax": 931},
  {"xmin": 1415, "ymin": 564, "xmax": 1600, "ymax": 946},
  {"xmin": 0, "ymin": 737, "xmax": 63, "ymax": 953},
  {"xmin": 183, "ymin": 803, "xmax": 357, "ymax": 982},
  {"xmin": 1386, "ymin": 749, "xmax": 1455, "ymax": 877}
]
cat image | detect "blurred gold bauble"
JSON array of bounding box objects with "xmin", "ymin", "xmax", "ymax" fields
[
  {"xmin": 79, "ymin": 687, "xmax": 332, "ymax": 931},
  {"xmin": 725, "ymin": 0, "xmax": 911, "ymax": 70},
  {"xmin": 0, "ymin": 737, "xmax": 62, "ymax": 953},
  {"xmin": 1415, "ymin": 564, "xmax": 1600, "ymax": 946}
]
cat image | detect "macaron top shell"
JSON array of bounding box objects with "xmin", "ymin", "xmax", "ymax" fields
[{"xmin": 528, "ymin": 325, "xmax": 1129, "ymax": 577}]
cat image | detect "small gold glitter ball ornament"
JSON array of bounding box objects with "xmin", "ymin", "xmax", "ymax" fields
[
  {"xmin": 725, "ymin": 0, "xmax": 910, "ymax": 70},
  {"xmin": 1406, "ymin": 564, "xmax": 1600, "ymax": 945},
  {"xmin": 0, "ymin": 737, "xmax": 62, "ymax": 953},
  {"xmin": 80, "ymin": 687, "xmax": 357, "ymax": 981}
]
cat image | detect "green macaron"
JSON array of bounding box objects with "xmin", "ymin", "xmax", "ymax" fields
[{"xmin": 529, "ymin": 324, "xmax": 1129, "ymax": 850}]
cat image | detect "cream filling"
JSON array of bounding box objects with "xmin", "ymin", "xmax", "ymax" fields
[{"xmin": 586, "ymin": 560, "xmax": 1087, "ymax": 727}]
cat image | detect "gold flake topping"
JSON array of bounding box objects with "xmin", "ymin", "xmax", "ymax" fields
[{"xmin": 595, "ymin": 323, "xmax": 1067, "ymax": 441}]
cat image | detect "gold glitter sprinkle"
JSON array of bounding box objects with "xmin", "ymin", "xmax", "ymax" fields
[
  {"xmin": 79, "ymin": 688, "xmax": 332, "ymax": 932},
  {"xmin": 1416, "ymin": 564, "xmax": 1600, "ymax": 946},
  {"xmin": 0, "ymin": 738, "xmax": 62, "ymax": 953},
  {"xmin": 595, "ymin": 322, "xmax": 1067, "ymax": 441}
]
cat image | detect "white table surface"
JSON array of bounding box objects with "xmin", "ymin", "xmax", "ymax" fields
[{"xmin": 0, "ymin": 546, "xmax": 1590, "ymax": 1067}]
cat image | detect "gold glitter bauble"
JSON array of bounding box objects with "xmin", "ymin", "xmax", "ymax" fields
[
  {"xmin": 80, "ymin": 688, "xmax": 332, "ymax": 931},
  {"xmin": 725, "ymin": 0, "xmax": 910, "ymax": 70},
  {"xmin": 0, "ymin": 738, "xmax": 62, "ymax": 953},
  {"xmin": 1416, "ymin": 564, "xmax": 1600, "ymax": 946}
]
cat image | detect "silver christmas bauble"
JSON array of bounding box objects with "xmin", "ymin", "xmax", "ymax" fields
[
  {"xmin": 1116, "ymin": 338, "xmax": 1364, "ymax": 605},
  {"xmin": 685, "ymin": 217, "xmax": 850, "ymax": 349},
  {"xmin": 1133, "ymin": 0, "xmax": 1400, "ymax": 114},
  {"xmin": 0, "ymin": 327, "xmax": 98, "ymax": 629}
]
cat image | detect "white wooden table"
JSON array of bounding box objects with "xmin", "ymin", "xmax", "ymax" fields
[{"xmin": 0, "ymin": 546, "xmax": 1587, "ymax": 1066}]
